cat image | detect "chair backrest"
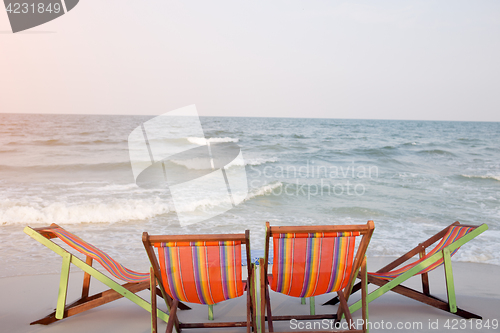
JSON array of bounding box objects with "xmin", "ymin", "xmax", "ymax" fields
[
  {"xmin": 370, "ymin": 224, "xmax": 477, "ymax": 280},
  {"xmin": 34, "ymin": 224, "xmax": 150, "ymax": 283},
  {"xmin": 419, "ymin": 224, "xmax": 475, "ymax": 274},
  {"xmin": 264, "ymin": 221, "xmax": 374, "ymax": 298},
  {"xmin": 143, "ymin": 231, "xmax": 251, "ymax": 305}
]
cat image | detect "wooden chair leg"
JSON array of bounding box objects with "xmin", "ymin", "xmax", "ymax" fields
[
  {"xmin": 245, "ymin": 263, "xmax": 258, "ymax": 333},
  {"xmin": 81, "ymin": 256, "xmax": 93, "ymax": 299},
  {"xmin": 259, "ymin": 258, "xmax": 274, "ymax": 333},
  {"xmin": 153, "ymin": 278, "xmax": 181, "ymax": 332},
  {"xmin": 367, "ymin": 275, "xmax": 480, "ymax": 319},
  {"xmin": 150, "ymin": 268, "xmax": 157, "ymax": 333},
  {"xmin": 323, "ymin": 281, "xmax": 363, "ymax": 306},
  {"xmin": 154, "ymin": 287, "xmax": 191, "ymax": 310},
  {"xmin": 30, "ymin": 281, "xmax": 153, "ymax": 325},
  {"xmin": 165, "ymin": 300, "xmax": 179, "ymax": 333},
  {"xmin": 337, "ymin": 290, "xmax": 353, "ymax": 328}
]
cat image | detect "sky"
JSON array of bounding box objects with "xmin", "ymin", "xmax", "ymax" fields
[{"xmin": 1, "ymin": 0, "xmax": 500, "ymax": 121}]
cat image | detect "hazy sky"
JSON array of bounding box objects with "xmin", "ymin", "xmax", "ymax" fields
[{"xmin": 1, "ymin": 0, "xmax": 500, "ymax": 121}]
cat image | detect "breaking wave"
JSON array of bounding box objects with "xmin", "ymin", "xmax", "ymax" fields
[
  {"xmin": 460, "ymin": 175, "xmax": 500, "ymax": 182},
  {"xmin": 187, "ymin": 137, "xmax": 239, "ymax": 145},
  {"xmin": 171, "ymin": 157, "xmax": 278, "ymax": 170},
  {"xmin": 0, "ymin": 197, "xmax": 171, "ymax": 225}
]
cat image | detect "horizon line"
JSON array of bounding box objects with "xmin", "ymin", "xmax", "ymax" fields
[{"xmin": 1, "ymin": 112, "xmax": 499, "ymax": 123}]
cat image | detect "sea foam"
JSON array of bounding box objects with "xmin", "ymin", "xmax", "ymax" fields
[
  {"xmin": 187, "ymin": 137, "xmax": 239, "ymax": 145},
  {"xmin": 0, "ymin": 197, "xmax": 171, "ymax": 225}
]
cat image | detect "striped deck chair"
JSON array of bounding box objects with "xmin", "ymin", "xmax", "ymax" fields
[
  {"xmin": 143, "ymin": 230, "xmax": 257, "ymax": 333},
  {"xmin": 24, "ymin": 223, "xmax": 189, "ymax": 325},
  {"xmin": 260, "ymin": 221, "xmax": 375, "ymax": 333},
  {"xmin": 324, "ymin": 222, "xmax": 489, "ymax": 319}
]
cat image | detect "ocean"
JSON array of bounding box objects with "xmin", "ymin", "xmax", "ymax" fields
[{"xmin": 0, "ymin": 113, "xmax": 499, "ymax": 277}]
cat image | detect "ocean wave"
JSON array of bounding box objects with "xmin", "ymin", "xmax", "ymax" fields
[
  {"xmin": 187, "ymin": 137, "xmax": 239, "ymax": 145},
  {"xmin": 417, "ymin": 149, "xmax": 456, "ymax": 157},
  {"xmin": 0, "ymin": 197, "xmax": 171, "ymax": 225},
  {"xmin": 330, "ymin": 206, "xmax": 388, "ymax": 217},
  {"xmin": 351, "ymin": 146, "xmax": 401, "ymax": 157},
  {"xmin": 170, "ymin": 157, "xmax": 278, "ymax": 170},
  {"xmin": 0, "ymin": 181, "xmax": 285, "ymax": 225},
  {"xmin": 457, "ymin": 137, "xmax": 481, "ymax": 143},
  {"xmin": 245, "ymin": 157, "xmax": 279, "ymax": 166},
  {"xmin": 460, "ymin": 175, "xmax": 500, "ymax": 182},
  {"xmin": 246, "ymin": 182, "xmax": 283, "ymax": 200}
]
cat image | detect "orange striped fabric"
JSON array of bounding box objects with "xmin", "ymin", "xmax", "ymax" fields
[
  {"xmin": 271, "ymin": 231, "xmax": 361, "ymax": 298},
  {"xmin": 41, "ymin": 227, "xmax": 149, "ymax": 283},
  {"xmin": 155, "ymin": 241, "xmax": 243, "ymax": 305},
  {"xmin": 370, "ymin": 225, "xmax": 475, "ymax": 280}
]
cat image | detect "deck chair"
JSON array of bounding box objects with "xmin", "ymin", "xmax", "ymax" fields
[
  {"xmin": 260, "ymin": 221, "xmax": 375, "ymax": 333},
  {"xmin": 24, "ymin": 224, "xmax": 190, "ymax": 325},
  {"xmin": 143, "ymin": 230, "xmax": 257, "ymax": 333},
  {"xmin": 323, "ymin": 222, "xmax": 488, "ymax": 319}
]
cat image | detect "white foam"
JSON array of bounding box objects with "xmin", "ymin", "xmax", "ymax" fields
[
  {"xmin": 461, "ymin": 174, "xmax": 500, "ymax": 181},
  {"xmin": 220, "ymin": 157, "xmax": 278, "ymax": 168},
  {"xmin": 207, "ymin": 137, "xmax": 239, "ymax": 143},
  {"xmin": 0, "ymin": 197, "xmax": 170, "ymax": 224},
  {"xmin": 243, "ymin": 157, "xmax": 279, "ymax": 166},
  {"xmin": 171, "ymin": 156, "xmax": 278, "ymax": 170},
  {"xmin": 187, "ymin": 137, "xmax": 239, "ymax": 145},
  {"xmin": 245, "ymin": 181, "xmax": 282, "ymax": 200},
  {"xmin": 186, "ymin": 137, "xmax": 207, "ymax": 145}
]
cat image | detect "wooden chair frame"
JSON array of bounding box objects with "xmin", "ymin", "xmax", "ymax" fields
[
  {"xmin": 24, "ymin": 224, "xmax": 186, "ymax": 325},
  {"xmin": 323, "ymin": 222, "xmax": 488, "ymax": 320},
  {"xmin": 143, "ymin": 230, "xmax": 257, "ymax": 333},
  {"xmin": 260, "ymin": 221, "xmax": 375, "ymax": 333}
]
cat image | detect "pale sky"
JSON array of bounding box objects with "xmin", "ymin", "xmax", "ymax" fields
[{"xmin": 1, "ymin": 0, "xmax": 500, "ymax": 121}]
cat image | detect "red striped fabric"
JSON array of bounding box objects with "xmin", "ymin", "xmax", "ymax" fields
[
  {"xmin": 271, "ymin": 232, "xmax": 361, "ymax": 298},
  {"xmin": 156, "ymin": 241, "xmax": 243, "ymax": 305},
  {"xmin": 369, "ymin": 225, "xmax": 474, "ymax": 280},
  {"xmin": 41, "ymin": 227, "xmax": 149, "ymax": 283}
]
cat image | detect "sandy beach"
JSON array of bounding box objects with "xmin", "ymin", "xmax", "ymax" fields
[{"xmin": 1, "ymin": 257, "xmax": 499, "ymax": 333}]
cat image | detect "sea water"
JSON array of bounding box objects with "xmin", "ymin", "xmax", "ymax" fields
[{"xmin": 0, "ymin": 113, "xmax": 499, "ymax": 277}]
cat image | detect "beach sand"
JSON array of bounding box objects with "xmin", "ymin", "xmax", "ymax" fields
[{"xmin": 1, "ymin": 257, "xmax": 499, "ymax": 333}]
